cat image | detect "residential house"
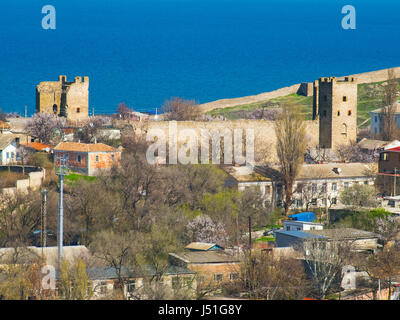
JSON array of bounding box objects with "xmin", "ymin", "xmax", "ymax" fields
[
  {"xmin": 0, "ymin": 135, "xmax": 18, "ymax": 165},
  {"xmin": 53, "ymin": 142, "xmax": 121, "ymax": 176},
  {"xmin": 377, "ymin": 146, "xmax": 400, "ymax": 195},
  {"xmin": 169, "ymin": 242, "xmax": 241, "ymax": 288},
  {"xmin": 370, "ymin": 102, "xmax": 400, "ymax": 135},
  {"xmin": 227, "ymin": 163, "xmax": 376, "ymax": 210},
  {"xmin": 275, "ymin": 228, "xmax": 381, "ymax": 253},
  {"xmin": 85, "ymin": 265, "xmax": 196, "ymax": 300},
  {"xmin": 224, "ymin": 165, "xmax": 275, "ymax": 204},
  {"xmin": 282, "ymin": 220, "xmax": 324, "ymax": 232}
]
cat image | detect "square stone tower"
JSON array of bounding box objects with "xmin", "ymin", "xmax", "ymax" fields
[
  {"xmin": 36, "ymin": 75, "xmax": 89, "ymax": 122},
  {"xmin": 313, "ymin": 76, "xmax": 358, "ymax": 149}
]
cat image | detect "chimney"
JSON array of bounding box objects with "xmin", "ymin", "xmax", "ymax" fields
[{"xmin": 333, "ymin": 167, "xmax": 342, "ymax": 175}]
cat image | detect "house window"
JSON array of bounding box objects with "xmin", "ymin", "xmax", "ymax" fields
[
  {"xmin": 337, "ymin": 111, "xmax": 341, "ymax": 116},
  {"xmin": 344, "ymin": 182, "xmax": 349, "ymax": 189},
  {"xmin": 99, "ymin": 281, "xmax": 108, "ymax": 295},
  {"xmin": 312, "ymin": 183, "xmax": 317, "ymax": 193},
  {"xmin": 332, "ymin": 198, "xmax": 337, "ymax": 205},
  {"xmin": 230, "ymin": 273, "xmax": 239, "ymax": 281},
  {"xmin": 172, "ymin": 277, "xmax": 180, "ymax": 289},
  {"xmin": 214, "ymin": 274, "xmax": 223, "ymax": 282},
  {"xmin": 389, "ymin": 200, "xmax": 396, "ymax": 208},
  {"xmin": 348, "ymin": 110, "xmax": 352, "ymax": 116},
  {"xmin": 311, "ymin": 199, "xmax": 317, "ymax": 206},
  {"xmin": 375, "ymin": 116, "xmax": 378, "ymax": 123},
  {"xmin": 296, "ymin": 199, "xmax": 303, "ymax": 208},
  {"xmin": 76, "ymin": 108, "xmax": 81, "ymax": 113},
  {"xmin": 322, "ymin": 183, "xmax": 327, "ymax": 193},
  {"xmin": 297, "ymin": 227, "xmax": 301, "ymax": 231},
  {"xmin": 6, "ymin": 152, "xmax": 9, "ymax": 159},
  {"xmin": 183, "ymin": 277, "xmax": 193, "ymax": 288},
  {"xmin": 286, "ymin": 226, "xmax": 290, "ymax": 231},
  {"xmin": 96, "ymin": 155, "xmax": 99, "ymax": 162},
  {"xmin": 126, "ymin": 280, "xmax": 136, "ymax": 293},
  {"xmin": 380, "ymin": 153, "xmax": 389, "ymax": 161},
  {"xmin": 343, "ymin": 96, "xmax": 348, "ymax": 102},
  {"xmin": 77, "ymin": 155, "xmax": 82, "ymax": 163}
]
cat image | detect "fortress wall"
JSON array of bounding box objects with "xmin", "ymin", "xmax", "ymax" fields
[
  {"xmin": 136, "ymin": 120, "xmax": 319, "ymax": 163},
  {"xmin": 199, "ymin": 66, "xmax": 400, "ymax": 113}
]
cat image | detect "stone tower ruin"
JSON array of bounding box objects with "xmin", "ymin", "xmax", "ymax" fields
[
  {"xmin": 36, "ymin": 75, "xmax": 89, "ymax": 122},
  {"xmin": 313, "ymin": 76, "xmax": 358, "ymax": 149}
]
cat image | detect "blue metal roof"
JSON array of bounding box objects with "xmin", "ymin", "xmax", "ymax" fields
[{"xmin": 289, "ymin": 212, "xmax": 316, "ymax": 222}]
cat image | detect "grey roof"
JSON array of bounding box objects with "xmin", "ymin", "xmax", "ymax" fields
[
  {"xmin": 60, "ymin": 265, "xmax": 195, "ymax": 281},
  {"xmin": 170, "ymin": 251, "xmax": 241, "ymax": 264},
  {"xmin": 0, "ymin": 246, "xmax": 90, "ymax": 266},
  {"xmin": 306, "ymin": 228, "xmax": 379, "ymax": 240},
  {"xmin": 0, "ymin": 135, "xmax": 16, "ymax": 150},
  {"xmin": 274, "ymin": 230, "xmax": 325, "ymax": 240},
  {"xmin": 257, "ymin": 163, "xmax": 374, "ymax": 181},
  {"xmin": 358, "ymin": 138, "xmax": 388, "ymax": 151}
]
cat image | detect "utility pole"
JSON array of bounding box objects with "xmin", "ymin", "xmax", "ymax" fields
[
  {"xmin": 40, "ymin": 189, "xmax": 48, "ymax": 252},
  {"xmin": 55, "ymin": 154, "xmax": 68, "ymax": 269},
  {"xmin": 248, "ymin": 216, "xmax": 252, "ymax": 251},
  {"xmin": 394, "ymin": 168, "xmax": 397, "ymax": 196}
]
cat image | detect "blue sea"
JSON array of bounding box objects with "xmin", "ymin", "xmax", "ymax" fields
[{"xmin": 0, "ymin": 0, "xmax": 399, "ymax": 115}]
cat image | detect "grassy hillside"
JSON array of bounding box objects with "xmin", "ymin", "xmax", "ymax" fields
[{"xmin": 206, "ymin": 80, "xmax": 400, "ymax": 128}]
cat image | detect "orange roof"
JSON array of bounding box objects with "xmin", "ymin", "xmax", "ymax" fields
[
  {"xmin": 54, "ymin": 142, "xmax": 120, "ymax": 153},
  {"xmin": 0, "ymin": 121, "xmax": 11, "ymax": 129},
  {"xmin": 21, "ymin": 142, "xmax": 52, "ymax": 151}
]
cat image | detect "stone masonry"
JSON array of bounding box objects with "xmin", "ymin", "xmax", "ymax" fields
[
  {"xmin": 313, "ymin": 76, "xmax": 358, "ymax": 149},
  {"xmin": 36, "ymin": 75, "xmax": 89, "ymax": 122}
]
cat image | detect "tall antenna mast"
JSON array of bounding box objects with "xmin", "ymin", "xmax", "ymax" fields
[{"xmin": 55, "ymin": 154, "xmax": 69, "ymax": 269}]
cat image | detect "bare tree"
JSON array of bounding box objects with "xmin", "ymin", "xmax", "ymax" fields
[
  {"xmin": 335, "ymin": 142, "xmax": 376, "ymax": 163},
  {"xmin": 25, "ymin": 113, "xmax": 64, "ymax": 144},
  {"xmin": 381, "ymin": 69, "xmax": 399, "ymax": 141},
  {"xmin": 274, "ymin": 103, "xmax": 307, "ymax": 215},
  {"xmin": 116, "ymin": 103, "xmax": 135, "ymax": 120},
  {"xmin": 230, "ymin": 250, "xmax": 308, "ymax": 300},
  {"xmin": 366, "ymin": 244, "xmax": 400, "ymax": 300},
  {"xmin": 302, "ymin": 237, "xmax": 352, "ymax": 299},
  {"xmin": 162, "ymin": 97, "xmax": 200, "ymax": 121},
  {"xmin": 0, "ymin": 192, "xmax": 41, "ymax": 247},
  {"xmin": 74, "ymin": 116, "xmax": 107, "ymax": 143},
  {"xmin": 295, "ymin": 182, "xmax": 325, "ymax": 211}
]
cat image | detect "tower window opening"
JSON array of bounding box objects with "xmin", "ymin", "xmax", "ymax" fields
[
  {"xmin": 348, "ymin": 110, "xmax": 352, "ymax": 116},
  {"xmin": 337, "ymin": 111, "xmax": 341, "ymax": 116},
  {"xmin": 343, "ymin": 96, "xmax": 348, "ymax": 102}
]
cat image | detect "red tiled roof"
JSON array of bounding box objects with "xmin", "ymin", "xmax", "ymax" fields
[
  {"xmin": 54, "ymin": 142, "xmax": 120, "ymax": 153},
  {"xmin": 386, "ymin": 147, "xmax": 400, "ymax": 152},
  {"xmin": 21, "ymin": 142, "xmax": 52, "ymax": 151},
  {"xmin": 0, "ymin": 121, "xmax": 11, "ymax": 129}
]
